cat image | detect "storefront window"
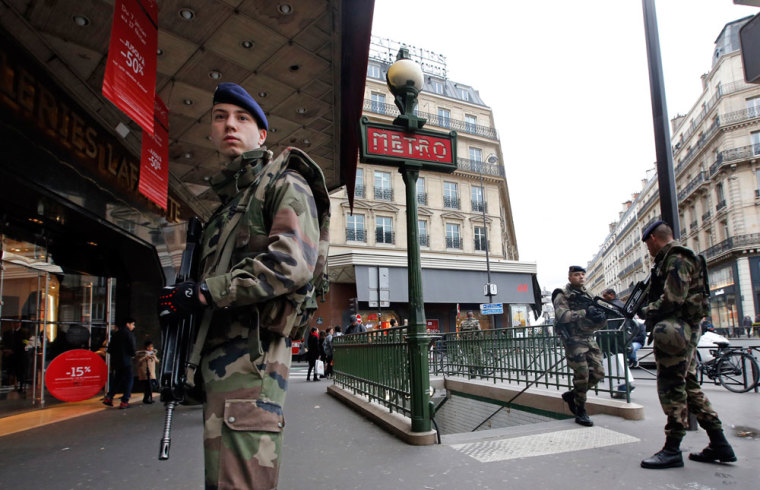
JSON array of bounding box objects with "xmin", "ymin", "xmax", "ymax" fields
[{"xmin": 1, "ymin": 236, "xmax": 114, "ymax": 416}]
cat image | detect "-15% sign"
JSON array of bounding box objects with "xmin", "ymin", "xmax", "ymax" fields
[{"xmin": 46, "ymin": 350, "xmax": 108, "ymax": 402}]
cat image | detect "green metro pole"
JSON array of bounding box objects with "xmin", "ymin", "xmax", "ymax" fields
[{"xmin": 359, "ymin": 48, "xmax": 458, "ymax": 433}]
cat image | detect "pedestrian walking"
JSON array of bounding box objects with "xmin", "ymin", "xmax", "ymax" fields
[{"xmin": 103, "ymin": 318, "xmax": 137, "ymax": 409}]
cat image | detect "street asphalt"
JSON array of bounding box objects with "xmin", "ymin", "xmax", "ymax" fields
[{"xmin": 0, "ymin": 362, "xmax": 757, "ymax": 489}]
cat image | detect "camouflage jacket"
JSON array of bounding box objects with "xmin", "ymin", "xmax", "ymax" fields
[
  {"xmin": 553, "ymin": 283, "xmax": 607, "ymax": 337},
  {"xmin": 201, "ymin": 147, "xmax": 330, "ymax": 345},
  {"xmin": 459, "ymin": 318, "xmax": 481, "ymax": 332},
  {"xmin": 642, "ymin": 241, "xmax": 708, "ymax": 326}
]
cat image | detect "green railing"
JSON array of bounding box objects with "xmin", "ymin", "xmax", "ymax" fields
[
  {"xmin": 430, "ymin": 324, "xmax": 634, "ymax": 403},
  {"xmin": 333, "ymin": 324, "xmax": 634, "ymax": 417},
  {"xmin": 332, "ymin": 326, "xmax": 412, "ymax": 416}
]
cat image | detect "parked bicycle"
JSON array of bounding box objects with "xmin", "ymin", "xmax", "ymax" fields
[{"xmin": 697, "ymin": 342, "xmax": 759, "ymax": 393}]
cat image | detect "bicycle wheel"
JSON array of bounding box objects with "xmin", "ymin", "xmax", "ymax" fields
[{"xmin": 717, "ymin": 352, "xmax": 760, "ymax": 393}]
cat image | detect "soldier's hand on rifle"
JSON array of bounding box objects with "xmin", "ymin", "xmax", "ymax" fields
[
  {"xmin": 158, "ymin": 281, "xmax": 202, "ymax": 319},
  {"xmin": 585, "ymin": 305, "xmax": 606, "ymax": 323}
]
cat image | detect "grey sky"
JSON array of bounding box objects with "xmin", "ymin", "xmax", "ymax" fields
[{"xmin": 371, "ymin": 0, "xmax": 758, "ymax": 291}]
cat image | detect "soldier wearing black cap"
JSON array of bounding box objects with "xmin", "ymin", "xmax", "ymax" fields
[
  {"xmin": 158, "ymin": 83, "xmax": 330, "ymax": 489},
  {"xmin": 552, "ymin": 265, "xmax": 607, "ymax": 426},
  {"xmin": 638, "ymin": 221, "xmax": 735, "ymax": 469}
]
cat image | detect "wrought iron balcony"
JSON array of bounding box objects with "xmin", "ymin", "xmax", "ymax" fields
[
  {"xmin": 703, "ymin": 233, "xmax": 760, "ymax": 261},
  {"xmin": 720, "ymin": 106, "xmax": 760, "ymax": 125},
  {"xmin": 471, "ymin": 200, "xmax": 487, "ymax": 213},
  {"xmin": 346, "ymin": 228, "xmax": 367, "ymax": 242},
  {"xmin": 443, "ymin": 195, "xmax": 460, "ymax": 209},
  {"xmin": 362, "ymin": 99, "xmax": 498, "ymax": 139},
  {"xmin": 673, "ymin": 120, "xmax": 719, "ymax": 177},
  {"xmin": 355, "ymin": 184, "xmax": 365, "ymax": 198},
  {"xmin": 456, "ymin": 158, "xmax": 506, "ymax": 178},
  {"xmin": 375, "ymin": 230, "xmax": 395, "ymax": 245},
  {"xmin": 716, "ymin": 199, "xmax": 727, "ymax": 212},
  {"xmin": 445, "ymin": 236, "xmax": 462, "ymax": 249},
  {"xmin": 710, "ymin": 144, "xmax": 760, "ymax": 176},
  {"xmin": 677, "ymin": 171, "xmax": 707, "ymax": 203},
  {"xmin": 417, "ymin": 192, "xmax": 427, "ymax": 205},
  {"xmin": 639, "ymin": 192, "xmax": 659, "ymax": 212},
  {"xmin": 617, "ymin": 257, "xmax": 643, "ymax": 279},
  {"xmin": 689, "ymin": 220, "xmax": 698, "ymax": 231},
  {"xmin": 419, "ymin": 234, "xmax": 429, "ymax": 247},
  {"xmin": 374, "ymin": 186, "xmax": 393, "ymax": 201},
  {"xmin": 702, "ymin": 211, "xmax": 712, "ymax": 221}
]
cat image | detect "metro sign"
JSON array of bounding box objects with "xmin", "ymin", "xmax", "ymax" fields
[{"xmin": 359, "ymin": 117, "xmax": 457, "ymax": 173}]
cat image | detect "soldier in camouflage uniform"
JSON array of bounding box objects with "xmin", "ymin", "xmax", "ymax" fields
[
  {"xmin": 639, "ymin": 221, "xmax": 735, "ymax": 470},
  {"xmin": 158, "ymin": 83, "xmax": 329, "ymax": 489},
  {"xmin": 552, "ymin": 265, "xmax": 607, "ymax": 426},
  {"xmin": 459, "ymin": 311, "xmax": 481, "ymax": 333}
]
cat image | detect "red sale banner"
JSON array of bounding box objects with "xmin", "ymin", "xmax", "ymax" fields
[
  {"xmin": 103, "ymin": 0, "xmax": 158, "ymax": 135},
  {"xmin": 139, "ymin": 95, "xmax": 169, "ymax": 208},
  {"xmin": 45, "ymin": 350, "xmax": 108, "ymax": 402}
]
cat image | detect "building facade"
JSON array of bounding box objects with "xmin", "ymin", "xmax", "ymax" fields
[
  {"xmin": 586, "ymin": 16, "xmax": 760, "ymax": 332},
  {"xmin": 315, "ymin": 37, "xmax": 540, "ymax": 333}
]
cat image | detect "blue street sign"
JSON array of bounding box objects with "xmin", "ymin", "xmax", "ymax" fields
[{"xmin": 480, "ymin": 303, "xmax": 504, "ymax": 315}]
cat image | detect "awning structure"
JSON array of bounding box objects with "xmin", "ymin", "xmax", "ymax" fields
[{"xmin": 355, "ymin": 265, "xmax": 539, "ymax": 305}]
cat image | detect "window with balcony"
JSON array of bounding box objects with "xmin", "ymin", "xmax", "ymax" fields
[
  {"xmin": 376, "ymin": 216, "xmax": 394, "ymax": 244},
  {"xmin": 438, "ymin": 108, "xmax": 451, "ymax": 128},
  {"xmin": 418, "ymin": 220, "xmax": 428, "ymax": 247},
  {"xmin": 474, "ymin": 226, "xmax": 488, "ymax": 251},
  {"xmin": 371, "ymin": 92, "xmax": 387, "ymax": 114},
  {"xmin": 445, "ymin": 223, "xmax": 461, "ymax": 249},
  {"xmin": 715, "ymin": 182, "xmax": 726, "ymax": 211},
  {"xmin": 367, "ymin": 64, "xmax": 381, "ymax": 79},
  {"xmin": 374, "ymin": 171, "xmax": 392, "ymax": 201},
  {"xmin": 471, "ymin": 185, "xmax": 485, "ymax": 213},
  {"xmin": 355, "ymin": 168, "xmax": 365, "ymax": 198},
  {"xmin": 752, "ymin": 131, "xmax": 760, "ymax": 156},
  {"xmin": 443, "ymin": 182, "xmax": 459, "ymax": 209},
  {"xmin": 416, "ymin": 177, "xmax": 427, "ymax": 205},
  {"xmin": 469, "ymin": 147, "xmax": 483, "ymax": 163},
  {"xmin": 465, "ymin": 114, "xmax": 477, "ymax": 133},
  {"xmin": 747, "ymin": 95, "xmax": 760, "ymax": 118},
  {"xmin": 346, "ymin": 214, "xmax": 366, "ymax": 242}
]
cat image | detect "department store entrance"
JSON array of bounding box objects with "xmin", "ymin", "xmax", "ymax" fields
[{"xmin": 0, "ymin": 236, "xmax": 115, "ymax": 418}]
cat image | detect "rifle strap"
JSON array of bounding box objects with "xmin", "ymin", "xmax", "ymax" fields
[{"xmin": 185, "ymin": 183, "xmax": 256, "ymax": 389}]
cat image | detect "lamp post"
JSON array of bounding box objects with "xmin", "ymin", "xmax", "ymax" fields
[
  {"xmin": 359, "ymin": 48, "xmax": 457, "ymax": 435},
  {"xmin": 386, "ymin": 48, "xmax": 430, "ymax": 433},
  {"xmin": 478, "ymin": 160, "xmax": 495, "ymax": 329}
]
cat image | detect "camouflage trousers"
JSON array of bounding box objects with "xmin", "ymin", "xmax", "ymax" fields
[
  {"xmin": 563, "ymin": 335, "xmax": 604, "ymax": 404},
  {"xmin": 201, "ymin": 328, "xmax": 291, "ymax": 490},
  {"xmin": 652, "ymin": 317, "xmax": 722, "ymax": 441}
]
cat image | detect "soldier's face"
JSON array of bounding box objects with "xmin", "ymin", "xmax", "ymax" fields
[
  {"xmin": 210, "ymin": 103, "xmax": 267, "ymax": 160},
  {"xmin": 568, "ymin": 271, "xmax": 585, "ymax": 287},
  {"xmin": 645, "ymin": 235, "xmax": 659, "ymax": 257}
]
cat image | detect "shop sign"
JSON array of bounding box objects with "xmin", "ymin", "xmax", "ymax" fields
[
  {"xmin": 139, "ymin": 95, "xmax": 169, "ymax": 208},
  {"xmin": 45, "ymin": 349, "xmax": 108, "ymax": 402},
  {"xmin": 0, "ymin": 37, "xmax": 184, "ymax": 221},
  {"xmin": 103, "ymin": 0, "xmax": 158, "ymax": 135}
]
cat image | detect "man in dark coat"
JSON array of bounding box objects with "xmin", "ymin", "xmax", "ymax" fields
[
  {"xmin": 103, "ymin": 318, "xmax": 137, "ymax": 408},
  {"xmin": 305, "ymin": 327, "xmax": 321, "ymax": 382}
]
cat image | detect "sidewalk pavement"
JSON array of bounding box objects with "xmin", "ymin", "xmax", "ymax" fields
[{"xmin": 0, "ymin": 365, "xmax": 757, "ymax": 489}]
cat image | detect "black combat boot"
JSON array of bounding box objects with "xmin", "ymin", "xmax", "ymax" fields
[
  {"xmin": 574, "ymin": 403, "xmax": 593, "ymax": 427},
  {"xmin": 689, "ymin": 429, "xmax": 737, "ymax": 463},
  {"xmin": 641, "ymin": 437, "xmax": 684, "ymax": 469},
  {"xmin": 562, "ymin": 391, "xmax": 577, "ymax": 415}
]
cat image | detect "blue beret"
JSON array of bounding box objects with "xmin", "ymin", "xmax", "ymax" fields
[
  {"xmin": 212, "ymin": 83, "xmax": 268, "ymax": 130},
  {"xmin": 641, "ymin": 220, "xmax": 666, "ymax": 242},
  {"xmin": 569, "ymin": 265, "xmax": 585, "ymax": 273}
]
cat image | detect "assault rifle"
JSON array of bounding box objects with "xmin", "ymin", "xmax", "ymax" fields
[{"xmin": 158, "ymin": 217, "xmax": 203, "ymax": 461}]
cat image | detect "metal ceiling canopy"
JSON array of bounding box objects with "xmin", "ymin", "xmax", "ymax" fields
[{"xmin": 0, "ymin": 0, "xmax": 372, "ymax": 218}]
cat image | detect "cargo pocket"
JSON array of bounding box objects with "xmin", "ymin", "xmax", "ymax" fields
[{"xmin": 222, "ymin": 399, "xmax": 285, "ymax": 432}]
